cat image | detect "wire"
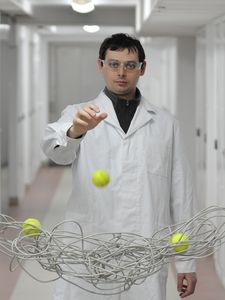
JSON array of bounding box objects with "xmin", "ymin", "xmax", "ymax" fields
[{"xmin": 0, "ymin": 205, "xmax": 225, "ymax": 295}]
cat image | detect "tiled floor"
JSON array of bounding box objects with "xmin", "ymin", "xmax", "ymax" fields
[{"xmin": 0, "ymin": 165, "xmax": 225, "ymax": 300}]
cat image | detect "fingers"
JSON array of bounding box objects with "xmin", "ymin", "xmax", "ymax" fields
[
  {"xmin": 177, "ymin": 273, "xmax": 197, "ymax": 298},
  {"xmin": 74, "ymin": 104, "xmax": 107, "ymax": 131},
  {"xmin": 95, "ymin": 112, "xmax": 108, "ymax": 120},
  {"xmin": 77, "ymin": 105, "xmax": 98, "ymax": 122},
  {"xmin": 86, "ymin": 104, "xmax": 108, "ymax": 120},
  {"xmin": 177, "ymin": 274, "xmax": 184, "ymax": 295}
]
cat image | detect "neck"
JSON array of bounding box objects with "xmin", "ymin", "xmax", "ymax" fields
[{"xmin": 106, "ymin": 88, "xmax": 137, "ymax": 101}]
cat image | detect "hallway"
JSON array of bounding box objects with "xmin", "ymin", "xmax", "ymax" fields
[
  {"xmin": 0, "ymin": 1, "xmax": 225, "ymax": 299},
  {"xmin": 0, "ymin": 165, "xmax": 225, "ymax": 300}
]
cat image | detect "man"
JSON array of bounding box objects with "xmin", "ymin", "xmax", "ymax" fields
[{"xmin": 41, "ymin": 33, "xmax": 197, "ymax": 300}]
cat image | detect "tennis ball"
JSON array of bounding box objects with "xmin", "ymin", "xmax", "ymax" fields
[
  {"xmin": 22, "ymin": 218, "xmax": 42, "ymax": 236},
  {"xmin": 92, "ymin": 169, "xmax": 110, "ymax": 187},
  {"xmin": 170, "ymin": 232, "xmax": 189, "ymax": 252}
]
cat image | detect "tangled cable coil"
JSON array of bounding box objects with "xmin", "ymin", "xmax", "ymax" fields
[{"xmin": 0, "ymin": 205, "xmax": 225, "ymax": 295}]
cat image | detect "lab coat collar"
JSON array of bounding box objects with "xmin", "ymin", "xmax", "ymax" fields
[
  {"xmin": 96, "ymin": 91, "xmax": 121, "ymax": 131},
  {"xmin": 126, "ymin": 97, "xmax": 157, "ymax": 137},
  {"xmin": 95, "ymin": 91, "xmax": 157, "ymax": 139}
]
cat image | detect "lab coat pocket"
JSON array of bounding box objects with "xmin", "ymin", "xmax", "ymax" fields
[{"xmin": 144, "ymin": 140, "xmax": 170, "ymax": 178}]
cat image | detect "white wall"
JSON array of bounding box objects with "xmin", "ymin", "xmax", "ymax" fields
[
  {"xmin": 48, "ymin": 42, "xmax": 104, "ymax": 122},
  {"xmin": 139, "ymin": 37, "xmax": 177, "ymax": 115},
  {"xmin": 7, "ymin": 24, "xmax": 21, "ymax": 204},
  {"xmin": 0, "ymin": 27, "xmax": 11, "ymax": 213},
  {"xmin": 0, "ymin": 24, "xmax": 49, "ymax": 208},
  {"xmin": 0, "ymin": 42, "xmax": 9, "ymax": 165},
  {"xmin": 0, "ymin": 39, "xmax": 2, "ymax": 213},
  {"xmin": 196, "ymin": 17, "xmax": 225, "ymax": 289},
  {"xmin": 17, "ymin": 27, "xmax": 49, "ymax": 188},
  {"xmin": 196, "ymin": 23, "xmax": 225, "ymax": 208},
  {"xmin": 33, "ymin": 35, "xmax": 49, "ymax": 165},
  {"xmin": 0, "ymin": 41, "xmax": 5, "ymax": 212},
  {"xmin": 176, "ymin": 37, "xmax": 196, "ymax": 182},
  {"xmin": 25, "ymin": 33, "xmax": 48, "ymax": 182},
  {"xmin": 139, "ymin": 37, "xmax": 196, "ymax": 179},
  {"xmin": 7, "ymin": 25, "xmax": 34, "ymax": 203},
  {"xmin": 195, "ymin": 33, "xmax": 207, "ymax": 210}
]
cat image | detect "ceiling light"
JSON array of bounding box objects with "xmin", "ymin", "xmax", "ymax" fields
[
  {"xmin": 71, "ymin": 0, "xmax": 95, "ymax": 14},
  {"xmin": 83, "ymin": 25, "xmax": 100, "ymax": 33},
  {"xmin": 49, "ymin": 26, "xmax": 58, "ymax": 33}
]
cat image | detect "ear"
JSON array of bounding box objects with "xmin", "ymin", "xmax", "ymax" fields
[
  {"xmin": 140, "ymin": 61, "xmax": 147, "ymax": 76},
  {"xmin": 97, "ymin": 59, "xmax": 104, "ymax": 71}
]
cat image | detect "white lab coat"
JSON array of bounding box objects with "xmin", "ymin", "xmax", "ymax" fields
[{"xmin": 41, "ymin": 91, "xmax": 196, "ymax": 300}]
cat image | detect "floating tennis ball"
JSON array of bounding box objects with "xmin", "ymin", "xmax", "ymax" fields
[
  {"xmin": 170, "ymin": 232, "xmax": 189, "ymax": 252},
  {"xmin": 22, "ymin": 218, "xmax": 42, "ymax": 236},
  {"xmin": 92, "ymin": 169, "xmax": 110, "ymax": 187}
]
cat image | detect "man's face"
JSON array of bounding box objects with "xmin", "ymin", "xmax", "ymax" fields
[{"xmin": 98, "ymin": 48, "xmax": 146, "ymax": 99}]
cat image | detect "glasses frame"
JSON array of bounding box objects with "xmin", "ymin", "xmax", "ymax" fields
[{"xmin": 100, "ymin": 59, "xmax": 143, "ymax": 72}]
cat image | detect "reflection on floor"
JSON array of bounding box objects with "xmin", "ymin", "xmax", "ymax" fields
[{"xmin": 0, "ymin": 165, "xmax": 225, "ymax": 300}]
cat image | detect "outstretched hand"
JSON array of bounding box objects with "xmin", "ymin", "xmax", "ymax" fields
[{"xmin": 67, "ymin": 104, "xmax": 108, "ymax": 138}]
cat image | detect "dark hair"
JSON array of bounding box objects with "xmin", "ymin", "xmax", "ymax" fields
[{"xmin": 99, "ymin": 33, "xmax": 145, "ymax": 62}]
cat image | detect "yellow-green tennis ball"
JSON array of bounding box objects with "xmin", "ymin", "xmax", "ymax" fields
[
  {"xmin": 170, "ymin": 232, "xmax": 189, "ymax": 252},
  {"xmin": 22, "ymin": 218, "xmax": 42, "ymax": 236},
  {"xmin": 92, "ymin": 170, "xmax": 110, "ymax": 187}
]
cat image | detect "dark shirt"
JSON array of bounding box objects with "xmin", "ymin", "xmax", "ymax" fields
[{"xmin": 103, "ymin": 87, "xmax": 141, "ymax": 133}]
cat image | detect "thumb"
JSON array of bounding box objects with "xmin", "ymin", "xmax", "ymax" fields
[
  {"xmin": 177, "ymin": 274, "xmax": 184, "ymax": 293},
  {"xmin": 99, "ymin": 112, "xmax": 108, "ymax": 119},
  {"xmin": 95, "ymin": 112, "xmax": 108, "ymax": 121}
]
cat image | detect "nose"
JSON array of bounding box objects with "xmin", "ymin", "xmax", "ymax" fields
[{"xmin": 117, "ymin": 63, "xmax": 126, "ymax": 76}]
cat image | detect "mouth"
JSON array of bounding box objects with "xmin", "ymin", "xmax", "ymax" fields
[{"xmin": 115, "ymin": 80, "xmax": 127, "ymax": 86}]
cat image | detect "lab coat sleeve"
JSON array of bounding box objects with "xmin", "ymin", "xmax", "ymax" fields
[
  {"xmin": 41, "ymin": 105, "xmax": 84, "ymax": 165},
  {"xmin": 170, "ymin": 119, "xmax": 196, "ymax": 274}
]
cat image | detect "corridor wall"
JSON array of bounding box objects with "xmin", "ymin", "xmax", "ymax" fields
[
  {"xmin": 196, "ymin": 17, "xmax": 225, "ymax": 289},
  {"xmin": 0, "ymin": 37, "xmax": 10, "ymax": 213},
  {"xmin": 139, "ymin": 37, "xmax": 196, "ymax": 179},
  {"xmin": 14, "ymin": 26, "xmax": 49, "ymax": 197},
  {"xmin": 4, "ymin": 25, "xmax": 33, "ymax": 205},
  {"xmin": 139, "ymin": 37, "xmax": 177, "ymax": 115},
  {"xmin": 0, "ymin": 24, "xmax": 48, "ymax": 211},
  {"xmin": 24, "ymin": 32, "xmax": 48, "ymax": 183},
  {"xmin": 48, "ymin": 41, "xmax": 104, "ymax": 123},
  {"xmin": 0, "ymin": 25, "xmax": 18, "ymax": 209}
]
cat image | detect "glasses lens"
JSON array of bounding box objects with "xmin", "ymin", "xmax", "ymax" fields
[
  {"xmin": 124, "ymin": 61, "xmax": 139, "ymax": 70},
  {"xmin": 108, "ymin": 60, "xmax": 120, "ymax": 69},
  {"xmin": 103, "ymin": 60, "xmax": 142, "ymax": 71}
]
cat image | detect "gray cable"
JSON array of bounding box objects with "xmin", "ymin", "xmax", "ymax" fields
[{"xmin": 0, "ymin": 205, "xmax": 225, "ymax": 295}]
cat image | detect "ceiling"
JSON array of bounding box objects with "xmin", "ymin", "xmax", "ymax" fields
[
  {"xmin": 1, "ymin": 0, "xmax": 225, "ymax": 36},
  {"xmin": 140, "ymin": 0, "xmax": 225, "ymax": 36}
]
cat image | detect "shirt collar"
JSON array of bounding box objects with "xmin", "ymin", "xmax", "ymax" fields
[{"xmin": 103, "ymin": 87, "xmax": 141, "ymax": 108}]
